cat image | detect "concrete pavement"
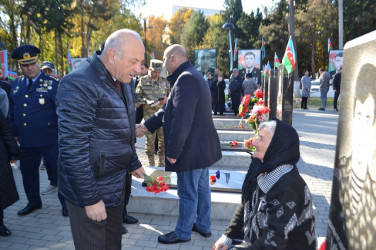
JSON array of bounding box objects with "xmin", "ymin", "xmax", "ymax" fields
[{"xmin": 0, "ymin": 108, "xmax": 338, "ymax": 249}]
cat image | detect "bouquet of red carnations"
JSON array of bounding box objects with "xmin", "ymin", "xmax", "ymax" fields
[
  {"xmin": 144, "ymin": 175, "xmax": 169, "ymax": 194},
  {"xmin": 244, "ymin": 137, "xmax": 256, "ymax": 152},
  {"xmin": 247, "ymin": 99, "xmax": 270, "ymax": 131}
]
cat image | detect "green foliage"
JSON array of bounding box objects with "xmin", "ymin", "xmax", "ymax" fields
[
  {"xmin": 168, "ymin": 8, "xmax": 193, "ymax": 45},
  {"xmin": 180, "ymin": 11, "xmax": 209, "ymax": 62},
  {"xmin": 342, "ymin": 0, "xmax": 376, "ymax": 42},
  {"xmin": 200, "ymin": 14, "xmax": 230, "ymax": 77},
  {"xmin": 259, "ymin": 1, "xmax": 289, "ymax": 65}
]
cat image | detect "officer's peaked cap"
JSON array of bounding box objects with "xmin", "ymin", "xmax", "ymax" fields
[{"xmin": 11, "ymin": 44, "xmax": 41, "ymax": 65}]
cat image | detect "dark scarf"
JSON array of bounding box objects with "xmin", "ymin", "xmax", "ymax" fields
[{"xmin": 241, "ymin": 119, "xmax": 300, "ymax": 203}]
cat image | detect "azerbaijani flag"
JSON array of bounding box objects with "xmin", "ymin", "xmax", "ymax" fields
[
  {"xmin": 150, "ymin": 51, "xmax": 155, "ymax": 59},
  {"xmin": 266, "ymin": 61, "xmax": 271, "ymax": 76},
  {"xmin": 328, "ymin": 38, "xmax": 333, "ymax": 52},
  {"xmin": 7, "ymin": 71, "xmax": 18, "ymax": 80},
  {"xmin": 274, "ymin": 52, "xmax": 280, "ymax": 68},
  {"xmin": 234, "ymin": 38, "xmax": 238, "ymax": 61},
  {"xmin": 66, "ymin": 50, "xmax": 73, "ymax": 73},
  {"xmin": 263, "ymin": 65, "xmax": 267, "ymax": 77},
  {"xmin": 0, "ymin": 50, "xmax": 8, "ymax": 80},
  {"xmin": 261, "ymin": 38, "xmax": 266, "ymax": 60},
  {"xmin": 282, "ymin": 36, "xmax": 296, "ymax": 74}
]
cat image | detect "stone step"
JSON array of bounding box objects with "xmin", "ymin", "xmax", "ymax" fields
[
  {"xmin": 127, "ymin": 167, "xmax": 244, "ymax": 220},
  {"xmin": 213, "ymin": 150, "xmax": 251, "ymax": 169},
  {"xmin": 213, "ymin": 117, "xmax": 246, "ymax": 128},
  {"xmin": 217, "ymin": 129, "xmax": 255, "ymax": 142}
]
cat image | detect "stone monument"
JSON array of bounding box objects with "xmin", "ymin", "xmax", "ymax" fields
[{"xmin": 326, "ymin": 31, "xmax": 376, "ymax": 250}]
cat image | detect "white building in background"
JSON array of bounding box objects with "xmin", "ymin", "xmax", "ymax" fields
[{"xmin": 172, "ymin": 5, "xmax": 221, "ymax": 17}]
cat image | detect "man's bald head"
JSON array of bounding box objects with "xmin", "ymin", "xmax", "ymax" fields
[
  {"xmin": 100, "ymin": 29, "xmax": 145, "ymax": 83},
  {"xmin": 102, "ymin": 29, "xmax": 143, "ymax": 59},
  {"xmin": 163, "ymin": 44, "xmax": 188, "ymax": 75}
]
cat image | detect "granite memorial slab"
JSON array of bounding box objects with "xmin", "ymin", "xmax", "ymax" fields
[
  {"xmin": 326, "ymin": 31, "xmax": 376, "ymax": 250},
  {"xmin": 268, "ymin": 69, "xmax": 279, "ymax": 119}
]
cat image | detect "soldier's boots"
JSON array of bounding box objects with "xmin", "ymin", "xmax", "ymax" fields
[
  {"xmin": 148, "ymin": 155, "xmax": 155, "ymax": 166},
  {"xmin": 158, "ymin": 154, "xmax": 165, "ymax": 167}
]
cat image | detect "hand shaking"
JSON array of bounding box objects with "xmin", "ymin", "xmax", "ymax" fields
[{"xmin": 136, "ymin": 124, "xmax": 149, "ymax": 138}]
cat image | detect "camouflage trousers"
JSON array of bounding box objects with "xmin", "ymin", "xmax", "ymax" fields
[{"xmin": 144, "ymin": 107, "xmax": 165, "ymax": 166}]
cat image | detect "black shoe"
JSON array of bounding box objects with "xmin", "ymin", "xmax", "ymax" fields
[
  {"xmin": 123, "ymin": 215, "xmax": 138, "ymax": 224},
  {"xmin": 17, "ymin": 204, "xmax": 42, "ymax": 216},
  {"xmin": 158, "ymin": 231, "xmax": 190, "ymax": 244},
  {"xmin": 192, "ymin": 223, "xmax": 212, "ymax": 237},
  {"xmin": 318, "ymin": 107, "xmax": 325, "ymax": 111},
  {"xmin": 334, "ymin": 108, "xmax": 338, "ymax": 111},
  {"xmin": 122, "ymin": 226, "xmax": 128, "ymax": 234},
  {"xmin": 62, "ymin": 207, "xmax": 68, "ymax": 217},
  {"xmin": 0, "ymin": 225, "xmax": 11, "ymax": 237}
]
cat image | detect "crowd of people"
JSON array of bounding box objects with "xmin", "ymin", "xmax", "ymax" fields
[{"xmin": 0, "ymin": 28, "xmax": 320, "ymax": 249}]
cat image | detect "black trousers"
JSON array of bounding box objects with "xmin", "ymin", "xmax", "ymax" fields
[
  {"xmin": 19, "ymin": 145, "xmax": 65, "ymax": 208},
  {"xmin": 66, "ymin": 199, "xmax": 124, "ymax": 250},
  {"xmin": 334, "ymin": 92, "xmax": 340, "ymax": 109},
  {"xmin": 232, "ymin": 94, "xmax": 241, "ymax": 116},
  {"xmin": 301, "ymin": 97, "xmax": 308, "ymax": 109}
]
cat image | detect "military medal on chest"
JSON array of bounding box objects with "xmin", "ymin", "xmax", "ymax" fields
[{"xmin": 39, "ymin": 94, "xmax": 45, "ymax": 105}]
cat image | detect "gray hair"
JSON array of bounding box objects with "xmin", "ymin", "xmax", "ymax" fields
[
  {"xmin": 102, "ymin": 29, "xmax": 142, "ymax": 58},
  {"xmin": 259, "ymin": 120, "xmax": 277, "ymax": 136}
]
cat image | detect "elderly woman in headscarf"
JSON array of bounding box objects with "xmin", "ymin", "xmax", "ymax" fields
[{"xmin": 212, "ymin": 119, "xmax": 316, "ymax": 250}]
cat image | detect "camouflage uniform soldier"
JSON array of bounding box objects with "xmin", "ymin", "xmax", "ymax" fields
[{"xmin": 136, "ymin": 59, "xmax": 169, "ymax": 166}]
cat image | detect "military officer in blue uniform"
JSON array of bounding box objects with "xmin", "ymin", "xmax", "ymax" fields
[{"xmin": 9, "ymin": 44, "xmax": 67, "ymax": 216}]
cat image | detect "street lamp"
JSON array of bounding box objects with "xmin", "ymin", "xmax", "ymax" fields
[
  {"xmin": 142, "ymin": 18, "xmax": 152, "ymax": 63},
  {"xmin": 222, "ymin": 14, "xmax": 235, "ymax": 72}
]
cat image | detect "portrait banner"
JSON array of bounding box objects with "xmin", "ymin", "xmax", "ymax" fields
[
  {"xmin": 326, "ymin": 31, "xmax": 376, "ymax": 250},
  {"xmin": 194, "ymin": 49, "xmax": 217, "ymax": 77},
  {"xmin": 237, "ymin": 49, "xmax": 261, "ymax": 85},
  {"xmin": 329, "ymin": 49, "xmax": 343, "ymax": 78}
]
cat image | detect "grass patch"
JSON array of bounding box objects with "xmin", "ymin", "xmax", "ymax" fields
[{"xmin": 293, "ymin": 97, "xmax": 338, "ymax": 109}]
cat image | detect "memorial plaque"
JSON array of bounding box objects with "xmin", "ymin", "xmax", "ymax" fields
[
  {"xmin": 147, "ymin": 169, "xmax": 245, "ymax": 193},
  {"xmin": 268, "ymin": 69, "xmax": 279, "ymax": 119},
  {"xmin": 276, "ymin": 65, "xmax": 284, "ymax": 120},
  {"xmin": 326, "ymin": 31, "xmax": 376, "ymax": 250},
  {"xmin": 263, "ymin": 74, "xmax": 269, "ymax": 106}
]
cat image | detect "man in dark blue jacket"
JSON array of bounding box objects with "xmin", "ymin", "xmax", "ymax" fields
[
  {"xmin": 9, "ymin": 44, "xmax": 66, "ymax": 216},
  {"xmin": 137, "ymin": 44, "xmax": 222, "ymax": 244},
  {"xmin": 56, "ymin": 29, "xmax": 145, "ymax": 250},
  {"xmin": 229, "ymin": 68, "xmax": 244, "ymax": 116}
]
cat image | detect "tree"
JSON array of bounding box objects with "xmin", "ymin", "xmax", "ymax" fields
[
  {"xmin": 236, "ymin": 8, "xmax": 263, "ymax": 50},
  {"xmin": 259, "ymin": 0, "xmax": 289, "ymax": 66},
  {"xmin": 0, "ymin": 0, "xmax": 21, "ymax": 70},
  {"xmin": 168, "ymin": 7, "xmax": 193, "ymax": 45},
  {"xmin": 201, "ymin": 14, "xmax": 229, "ymax": 76},
  {"xmin": 43, "ymin": 0, "xmax": 75, "ymax": 74},
  {"xmin": 146, "ymin": 15, "xmax": 168, "ymax": 61},
  {"xmin": 295, "ymin": 0, "xmax": 337, "ymax": 76},
  {"xmin": 342, "ymin": 0, "xmax": 376, "ymax": 42},
  {"xmin": 180, "ymin": 11, "xmax": 209, "ymax": 62}
]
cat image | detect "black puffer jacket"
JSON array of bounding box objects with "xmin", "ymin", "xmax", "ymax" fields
[{"xmin": 56, "ymin": 51, "xmax": 141, "ymax": 207}]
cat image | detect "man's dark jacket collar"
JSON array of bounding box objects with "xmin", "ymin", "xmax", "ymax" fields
[{"xmin": 167, "ymin": 61, "xmax": 192, "ymax": 85}]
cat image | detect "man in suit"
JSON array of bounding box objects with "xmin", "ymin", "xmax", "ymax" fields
[
  {"xmin": 9, "ymin": 44, "xmax": 67, "ymax": 216},
  {"xmin": 318, "ymin": 68, "xmax": 331, "ymax": 110},
  {"xmin": 137, "ymin": 44, "xmax": 222, "ymax": 244},
  {"xmin": 333, "ymin": 67, "xmax": 342, "ymax": 111}
]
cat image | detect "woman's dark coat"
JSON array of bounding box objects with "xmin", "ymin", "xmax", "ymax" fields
[{"xmin": 0, "ymin": 111, "xmax": 19, "ymax": 209}]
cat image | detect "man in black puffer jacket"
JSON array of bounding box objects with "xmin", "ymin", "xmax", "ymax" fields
[{"xmin": 56, "ymin": 29, "xmax": 145, "ymax": 250}]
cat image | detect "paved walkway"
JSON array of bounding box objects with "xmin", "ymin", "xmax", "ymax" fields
[{"xmin": 0, "ymin": 108, "xmax": 338, "ymax": 249}]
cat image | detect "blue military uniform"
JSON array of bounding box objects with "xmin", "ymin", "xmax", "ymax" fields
[{"xmin": 10, "ymin": 44, "xmax": 66, "ymax": 215}]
